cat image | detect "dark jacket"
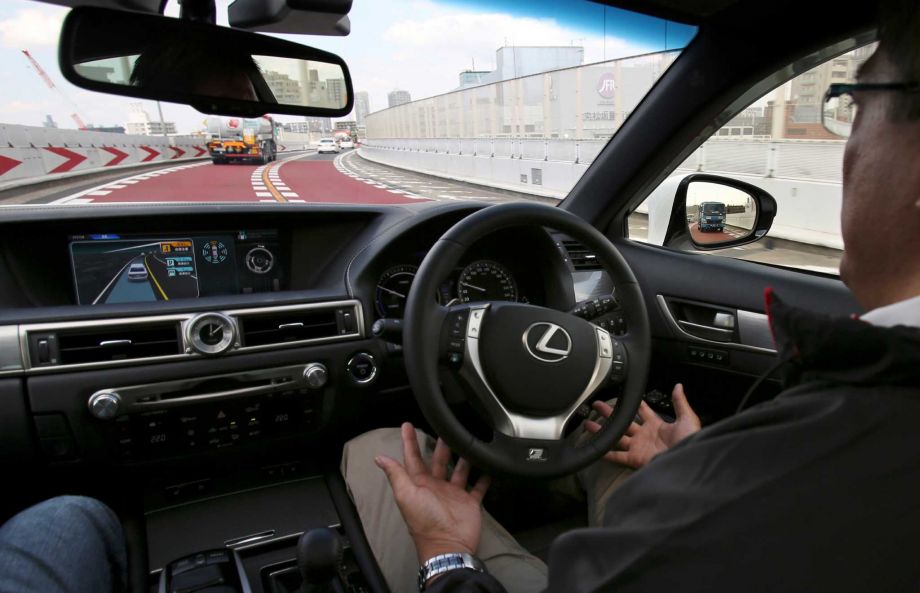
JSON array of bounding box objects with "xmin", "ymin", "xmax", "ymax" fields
[{"xmin": 430, "ymin": 295, "xmax": 920, "ymax": 592}]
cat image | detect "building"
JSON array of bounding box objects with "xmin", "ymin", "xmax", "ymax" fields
[
  {"xmin": 125, "ymin": 103, "xmax": 176, "ymax": 136},
  {"xmin": 779, "ymin": 44, "xmax": 873, "ymax": 139},
  {"xmin": 263, "ymin": 71, "xmax": 303, "ymax": 105},
  {"xmin": 335, "ymin": 121, "xmax": 358, "ymax": 134},
  {"xmin": 284, "ymin": 118, "xmax": 332, "ymax": 134},
  {"xmin": 326, "ymin": 79, "xmax": 347, "ymax": 108},
  {"xmin": 354, "ymin": 91, "xmax": 370, "ymax": 126},
  {"xmin": 87, "ymin": 124, "xmax": 126, "ymax": 134},
  {"xmin": 42, "ymin": 114, "xmax": 58, "ymax": 128},
  {"xmin": 458, "ymin": 70, "xmax": 490, "ymax": 88},
  {"xmin": 387, "ymin": 90, "xmax": 411, "ymax": 108}
]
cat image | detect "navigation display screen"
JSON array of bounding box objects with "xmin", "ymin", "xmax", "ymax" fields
[{"xmin": 70, "ymin": 231, "xmax": 280, "ymax": 305}]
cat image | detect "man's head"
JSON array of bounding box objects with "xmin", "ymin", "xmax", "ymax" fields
[
  {"xmin": 839, "ymin": 0, "xmax": 920, "ymax": 310},
  {"xmin": 131, "ymin": 39, "xmax": 260, "ymax": 102}
]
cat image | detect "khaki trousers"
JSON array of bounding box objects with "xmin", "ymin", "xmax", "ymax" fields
[{"xmin": 341, "ymin": 425, "xmax": 633, "ymax": 593}]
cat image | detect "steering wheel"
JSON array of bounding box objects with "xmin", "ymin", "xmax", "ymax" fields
[{"xmin": 403, "ymin": 202, "xmax": 650, "ymax": 478}]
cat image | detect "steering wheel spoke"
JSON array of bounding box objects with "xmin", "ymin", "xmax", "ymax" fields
[{"xmin": 446, "ymin": 303, "xmax": 616, "ymax": 440}]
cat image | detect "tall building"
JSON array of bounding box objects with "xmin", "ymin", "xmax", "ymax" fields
[
  {"xmin": 388, "ymin": 90, "xmax": 411, "ymax": 108},
  {"xmin": 263, "ymin": 71, "xmax": 303, "ymax": 105},
  {"xmin": 125, "ymin": 103, "xmax": 176, "ymax": 136},
  {"xmin": 285, "ymin": 118, "xmax": 332, "ymax": 134},
  {"xmin": 354, "ymin": 91, "xmax": 370, "ymax": 125},
  {"xmin": 327, "ymin": 79, "xmax": 346, "ymax": 107},
  {"xmin": 42, "ymin": 114, "xmax": 58, "ymax": 128}
]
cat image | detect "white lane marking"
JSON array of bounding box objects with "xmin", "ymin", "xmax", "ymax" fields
[
  {"xmin": 87, "ymin": 190, "xmax": 112, "ymax": 196},
  {"xmin": 67, "ymin": 198, "xmax": 94, "ymax": 204},
  {"xmin": 105, "ymin": 184, "xmax": 127, "ymax": 189},
  {"xmin": 259, "ymin": 199, "xmax": 277, "ymax": 203},
  {"xmin": 289, "ymin": 199, "xmax": 306, "ymax": 203},
  {"xmin": 255, "ymin": 192, "xmax": 272, "ymax": 197},
  {"xmin": 281, "ymin": 192, "xmax": 299, "ymax": 198}
]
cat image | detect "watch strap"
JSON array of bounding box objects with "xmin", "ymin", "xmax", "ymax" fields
[{"xmin": 417, "ymin": 552, "xmax": 486, "ymax": 591}]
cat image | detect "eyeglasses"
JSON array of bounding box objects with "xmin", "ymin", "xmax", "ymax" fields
[{"xmin": 822, "ymin": 82, "xmax": 920, "ymax": 138}]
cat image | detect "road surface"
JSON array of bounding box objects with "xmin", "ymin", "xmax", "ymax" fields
[{"xmin": 17, "ymin": 150, "xmax": 538, "ymax": 206}]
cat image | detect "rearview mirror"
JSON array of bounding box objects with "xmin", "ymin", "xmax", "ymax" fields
[
  {"xmin": 59, "ymin": 7, "xmax": 354, "ymax": 118},
  {"xmin": 664, "ymin": 174, "xmax": 777, "ymax": 251}
]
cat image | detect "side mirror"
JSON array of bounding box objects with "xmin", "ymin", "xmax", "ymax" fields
[
  {"xmin": 58, "ymin": 7, "xmax": 354, "ymax": 118},
  {"xmin": 663, "ymin": 174, "xmax": 777, "ymax": 251}
]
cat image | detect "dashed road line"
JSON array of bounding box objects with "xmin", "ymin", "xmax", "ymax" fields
[{"xmin": 51, "ymin": 161, "xmax": 210, "ymax": 204}]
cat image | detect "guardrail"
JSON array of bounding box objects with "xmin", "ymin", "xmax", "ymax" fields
[
  {"xmin": 364, "ymin": 137, "xmax": 609, "ymax": 166},
  {"xmin": 362, "ymin": 137, "xmax": 845, "ymax": 184},
  {"xmin": 0, "ymin": 123, "xmax": 209, "ymax": 188}
]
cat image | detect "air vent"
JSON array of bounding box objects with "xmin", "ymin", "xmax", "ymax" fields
[
  {"xmin": 238, "ymin": 308, "xmax": 340, "ymax": 348},
  {"xmin": 561, "ymin": 240, "xmax": 602, "ymax": 271},
  {"xmin": 55, "ymin": 323, "xmax": 181, "ymax": 365}
]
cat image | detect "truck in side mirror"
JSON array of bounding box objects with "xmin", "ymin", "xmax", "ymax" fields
[{"xmin": 663, "ymin": 174, "xmax": 777, "ymax": 251}]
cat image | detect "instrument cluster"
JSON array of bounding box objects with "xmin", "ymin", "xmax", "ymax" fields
[{"xmin": 375, "ymin": 259, "xmax": 525, "ymax": 318}]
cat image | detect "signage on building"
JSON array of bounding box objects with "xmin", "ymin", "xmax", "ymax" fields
[
  {"xmin": 596, "ymin": 73, "xmax": 616, "ymax": 99},
  {"xmin": 582, "ymin": 111, "xmax": 615, "ymax": 121}
]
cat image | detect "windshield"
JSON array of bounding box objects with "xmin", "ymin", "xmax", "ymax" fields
[
  {"xmin": 702, "ymin": 203, "xmax": 724, "ymax": 214},
  {"xmin": 0, "ymin": 0, "xmax": 695, "ymax": 207}
]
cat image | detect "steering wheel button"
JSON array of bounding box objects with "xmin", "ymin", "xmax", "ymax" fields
[{"xmin": 447, "ymin": 339, "xmax": 464, "ymax": 353}]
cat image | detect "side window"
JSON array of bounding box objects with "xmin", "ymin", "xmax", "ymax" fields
[{"xmin": 628, "ymin": 43, "xmax": 876, "ymax": 275}]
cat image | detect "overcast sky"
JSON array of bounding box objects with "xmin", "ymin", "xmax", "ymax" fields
[{"xmin": 0, "ymin": 0, "xmax": 695, "ymax": 134}]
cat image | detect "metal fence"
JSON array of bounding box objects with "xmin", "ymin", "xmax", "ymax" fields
[{"xmin": 363, "ymin": 136, "xmax": 846, "ymax": 183}]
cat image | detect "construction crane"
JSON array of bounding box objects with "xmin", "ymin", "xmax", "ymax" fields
[{"xmin": 21, "ymin": 49, "xmax": 89, "ymax": 129}]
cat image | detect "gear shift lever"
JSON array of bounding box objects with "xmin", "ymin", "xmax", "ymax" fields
[{"xmin": 297, "ymin": 528, "xmax": 343, "ymax": 593}]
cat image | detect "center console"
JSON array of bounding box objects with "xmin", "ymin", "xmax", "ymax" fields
[{"xmin": 148, "ymin": 477, "xmax": 387, "ymax": 593}]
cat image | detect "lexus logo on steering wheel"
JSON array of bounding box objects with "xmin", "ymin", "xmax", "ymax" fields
[{"xmin": 523, "ymin": 322, "xmax": 572, "ymax": 363}]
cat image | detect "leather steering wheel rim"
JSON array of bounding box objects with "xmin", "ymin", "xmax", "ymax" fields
[{"xmin": 403, "ymin": 202, "xmax": 650, "ymax": 478}]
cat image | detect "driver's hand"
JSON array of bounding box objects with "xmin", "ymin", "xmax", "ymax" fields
[
  {"xmin": 584, "ymin": 383, "xmax": 701, "ymax": 470},
  {"xmin": 374, "ymin": 422, "xmax": 491, "ymax": 563}
]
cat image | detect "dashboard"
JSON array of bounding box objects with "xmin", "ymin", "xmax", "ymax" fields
[{"xmin": 0, "ymin": 202, "xmax": 617, "ymax": 478}]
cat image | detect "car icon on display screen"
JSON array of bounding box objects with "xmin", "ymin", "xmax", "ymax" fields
[{"xmin": 127, "ymin": 262, "xmax": 148, "ymax": 281}]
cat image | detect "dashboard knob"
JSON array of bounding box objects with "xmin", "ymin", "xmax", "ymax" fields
[
  {"xmin": 346, "ymin": 352, "xmax": 378, "ymax": 385},
  {"xmin": 88, "ymin": 391, "xmax": 121, "ymax": 420},
  {"xmin": 303, "ymin": 363, "xmax": 328, "ymax": 389}
]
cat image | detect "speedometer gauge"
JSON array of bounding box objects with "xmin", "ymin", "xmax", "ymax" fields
[
  {"xmin": 376, "ymin": 265, "xmax": 417, "ymax": 318},
  {"xmin": 457, "ymin": 260, "xmax": 517, "ymax": 303}
]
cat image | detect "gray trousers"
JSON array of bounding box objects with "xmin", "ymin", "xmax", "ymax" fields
[{"xmin": 341, "ymin": 427, "xmax": 633, "ymax": 593}]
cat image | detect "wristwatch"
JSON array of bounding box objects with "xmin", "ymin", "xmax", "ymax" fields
[{"xmin": 417, "ymin": 552, "xmax": 486, "ymax": 591}]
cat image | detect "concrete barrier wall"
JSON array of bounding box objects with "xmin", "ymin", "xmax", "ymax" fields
[
  {"xmin": 0, "ymin": 124, "xmax": 317, "ymax": 189},
  {"xmin": 0, "ymin": 123, "xmax": 209, "ymax": 187},
  {"xmin": 359, "ymin": 145, "xmax": 583, "ymax": 199},
  {"xmin": 361, "ymin": 143, "xmax": 843, "ymax": 250}
]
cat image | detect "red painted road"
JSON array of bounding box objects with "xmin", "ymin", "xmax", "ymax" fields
[
  {"xmin": 279, "ymin": 160, "xmax": 422, "ymax": 204},
  {"xmin": 62, "ymin": 155, "xmax": 427, "ymax": 205}
]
